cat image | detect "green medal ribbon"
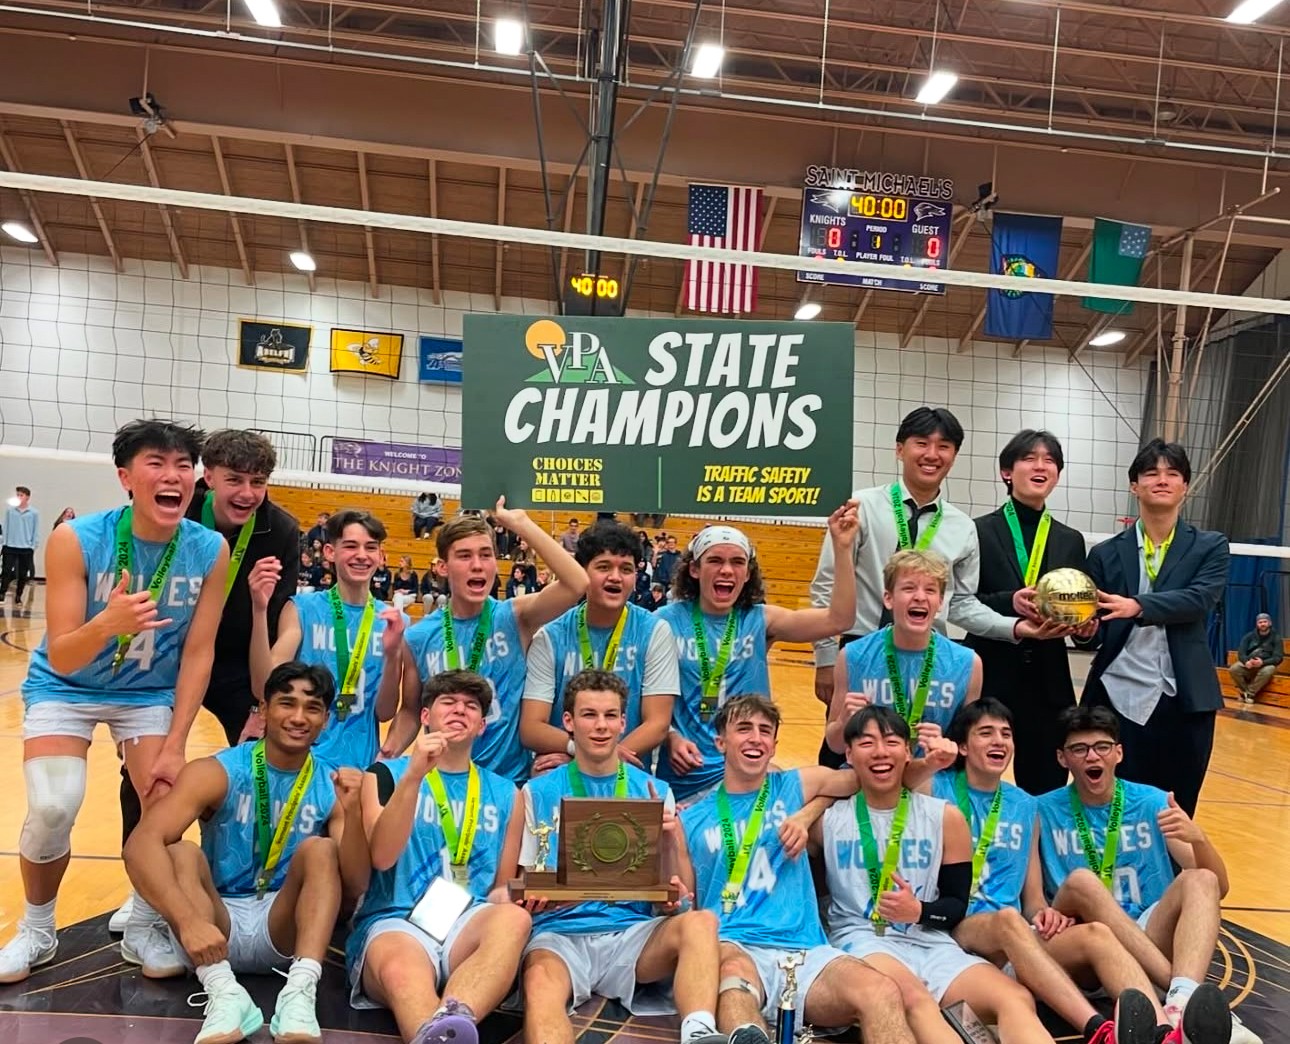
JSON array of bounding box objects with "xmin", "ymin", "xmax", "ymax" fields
[
  {"xmin": 329, "ymin": 586, "xmax": 376, "ymax": 720},
  {"xmin": 715, "ymin": 777, "xmax": 771, "ymax": 913},
  {"xmin": 882, "ymin": 627, "xmax": 937, "ymax": 727},
  {"xmin": 577, "ymin": 603, "xmax": 628, "ymax": 671},
  {"xmin": 442, "ymin": 600, "xmax": 495, "ymax": 671},
  {"xmin": 1068, "ymin": 779, "xmax": 1125, "ymax": 889},
  {"xmin": 953, "ymin": 771, "xmax": 1005, "ymax": 900},
  {"xmin": 1001, "ymin": 500, "xmax": 1052, "ymax": 588},
  {"xmin": 200, "ymin": 491, "xmax": 255, "ymax": 604},
  {"xmin": 251, "ymin": 739, "xmax": 314, "ymax": 899},
  {"xmin": 1139, "ymin": 522, "xmax": 1175, "ymax": 586},
  {"xmin": 567, "ymin": 760, "xmax": 629, "ymax": 798},
  {"xmin": 111, "ymin": 506, "xmax": 182, "ymax": 673},
  {"xmin": 692, "ymin": 604, "xmax": 739, "ymax": 720},
  {"xmin": 889, "ymin": 484, "xmax": 943, "ymax": 552},
  {"xmin": 427, "ymin": 764, "xmax": 481, "ymax": 883},
  {"xmin": 854, "ymin": 788, "xmax": 912, "ymax": 933}
]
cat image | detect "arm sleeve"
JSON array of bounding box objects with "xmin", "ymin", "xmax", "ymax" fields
[
  {"xmin": 1268, "ymin": 634, "xmax": 1285, "ymax": 666},
  {"xmin": 641, "ymin": 619, "xmax": 681, "ymax": 696},
  {"xmin": 917, "ymin": 860, "xmax": 970, "ymax": 931},
  {"xmin": 521, "ymin": 628, "xmax": 557, "ymax": 706},
  {"xmin": 1135, "ymin": 536, "xmax": 1229, "ymax": 627},
  {"xmin": 810, "ymin": 530, "xmax": 840, "ymax": 668},
  {"xmin": 947, "ymin": 532, "xmax": 1019, "ymax": 642}
]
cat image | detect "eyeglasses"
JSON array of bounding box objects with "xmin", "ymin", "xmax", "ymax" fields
[{"xmin": 1063, "ymin": 741, "xmax": 1116, "ymax": 758}]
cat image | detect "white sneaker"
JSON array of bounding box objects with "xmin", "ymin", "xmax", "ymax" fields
[
  {"xmin": 189, "ymin": 978, "xmax": 265, "ymax": 1044},
  {"xmin": 0, "ymin": 921, "xmax": 57, "ymax": 984},
  {"xmin": 121, "ymin": 923, "xmax": 186, "ymax": 978},
  {"xmin": 270, "ymin": 972, "xmax": 322, "ymax": 1043},
  {"xmin": 1229, "ymin": 1010, "xmax": 1262, "ymax": 1044},
  {"xmin": 108, "ymin": 892, "xmax": 135, "ymax": 934}
]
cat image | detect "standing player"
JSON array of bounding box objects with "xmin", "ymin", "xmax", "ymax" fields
[
  {"xmin": 1039, "ymin": 704, "xmax": 1254, "ymax": 1043},
  {"xmin": 396, "ymin": 500, "xmax": 587, "ymax": 782},
  {"xmin": 123, "ymin": 662, "xmax": 368, "ymax": 1044},
  {"xmin": 658, "ymin": 505, "xmax": 857, "ymax": 803},
  {"xmin": 250, "ymin": 509, "xmax": 408, "ymax": 770},
  {"xmin": 350, "ymin": 670, "xmax": 530, "ymax": 1044},
  {"xmin": 0, "ymin": 419, "xmax": 228, "ymax": 983},
  {"xmin": 518, "ymin": 670, "xmax": 725, "ymax": 1044},
  {"xmin": 823, "ymin": 550, "xmax": 981, "ymax": 766},
  {"xmin": 520, "ymin": 520, "xmax": 676, "ymax": 772},
  {"xmin": 682, "ymin": 696, "xmax": 918, "ymax": 1044}
]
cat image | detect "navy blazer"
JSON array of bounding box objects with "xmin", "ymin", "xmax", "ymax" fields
[{"xmin": 1083, "ymin": 520, "xmax": 1229, "ymax": 715}]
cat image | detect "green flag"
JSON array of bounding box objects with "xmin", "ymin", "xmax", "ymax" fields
[{"xmin": 1082, "ymin": 218, "xmax": 1151, "ymax": 315}]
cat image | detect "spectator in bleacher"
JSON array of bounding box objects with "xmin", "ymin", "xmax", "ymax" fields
[
  {"xmin": 319, "ymin": 569, "xmax": 334, "ymax": 589},
  {"xmin": 420, "ymin": 557, "xmax": 450, "ymax": 611},
  {"xmin": 644, "ymin": 582, "xmax": 667, "ymax": 611},
  {"xmin": 506, "ymin": 563, "xmax": 539, "ymax": 599},
  {"xmin": 559, "ymin": 517, "xmax": 580, "ymax": 553},
  {"xmin": 488, "ymin": 512, "xmax": 516, "ymax": 558},
  {"xmin": 633, "ymin": 561, "xmax": 652, "ymax": 605},
  {"xmin": 305, "ymin": 510, "xmax": 328, "ymax": 548},
  {"xmin": 411, "ymin": 491, "xmax": 442, "ymax": 539},
  {"xmin": 52, "ymin": 506, "xmax": 76, "ymax": 530},
  {"xmin": 391, "ymin": 554, "xmax": 419, "ymax": 611},
  {"xmin": 512, "ymin": 538, "xmax": 539, "ymax": 586},
  {"xmin": 653, "ymin": 534, "xmax": 680, "ymax": 588},
  {"xmin": 636, "ymin": 528, "xmax": 654, "ymax": 567},
  {"xmin": 369, "ymin": 551, "xmax": 392, "ymax": 601},
  {"xmin": 1229, "ymin": 612, "xmax": 1283, "ymax": 704},
  {"xmin": 300, "ymin": 549, "xmax": 324, "ymax": 591}
]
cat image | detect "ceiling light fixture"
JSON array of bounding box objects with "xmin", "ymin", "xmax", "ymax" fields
[
  {"xmin": 1089, "ymin": 329, "xmax": 1127, "ymax": 347},
  {"xmin": 691, "ymin": 43, "xmax": 725, "ymax": 79},
  {"xmin": 1226, "ymin": 0, "xmax": 1283, "ymax": 23},
  {"xmin": 243, "ymin": 0, "xmax": 282, "ymax": 28},
  {"xmin": 495, "ymin": 18, "xmax": 524, "ymax": 55},
  {"xmin": 915, "ymin": 69, "xmax": 959, "ymax": 105},
  {"xmin": 289, "ymin": 250, "xmax": 317, "ymax": 272},
  {"xmin": 794, "ymin": 301, "xmax": 822, "ymax": 321},
  {"xmin": 1, "ymin": 221, "xmax": 38, "ymax": 244}
]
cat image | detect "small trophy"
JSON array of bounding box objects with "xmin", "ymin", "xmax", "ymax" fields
[
  {"xmin": 530, "ymin": 820, "xmax": 556, "ymax": 873},
  {"xmin": 775, "ymin": 950, "xmax": 806, "ymax": 1044},
  {"xmin": 943, "ymin": 1001, "xmax": 999, "ymax": 1043}
]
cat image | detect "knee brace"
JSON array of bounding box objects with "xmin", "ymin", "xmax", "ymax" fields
[{"xmin": 19, "ymin": 756, "xmax": 88, "ymax": 863}]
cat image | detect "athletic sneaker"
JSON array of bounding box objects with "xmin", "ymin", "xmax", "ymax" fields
[
  {"xmin": 1111, "ymin": 988, "xmax": 1159, "ymax": 1043},
  {"xmin": 411, "ymin": 1012, "xmax": 478, "ymax": 1044},
  {"xmin": 728, "ymin": 1025, "xmax": 772, "ymax": 1044},
  {"xmin": 189, "ymin": 979, "xmax": 265, "ymax": 1044},
  {"xmin": 120, "ymin": 923, "xmax": 186, "ymax": 978},
  {"xmin": 1227, "ymin": 1011, "xmax": 1261, "ymax": 1044},
  {"xmin": 1160, "ymin": 983, "xmax": 1235, "ymax": 1044},
  {"xmin": 108, "ymin": 892, "xmax": 136, "ymax": 934},
  {"xmin": 0, "ymin": 921, "xmax": 57, "ymax": 984},
  {"xmin": 269, "ymin": 973, "xmax": 322, "ymax": 1044}
]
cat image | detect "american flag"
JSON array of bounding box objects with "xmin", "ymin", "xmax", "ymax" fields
[{"xmin": 684, "ymin": 184, "xmax": 763, "ymax": 314}]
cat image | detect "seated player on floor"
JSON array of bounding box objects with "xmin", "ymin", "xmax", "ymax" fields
[
  {"xmin": 517, "ymin": 669, "xmax": 726, "ymax": 1044},
  {"xmin": 123, "ymin": 662, "xmax": 368, "ymax": 1044},
  {"xmin": 682, "ymin": 695, "xmax": 920, "ymax": 1044},
  {"xmin": 1039, "ymin": 704, "xmax": 1256, "ymax": 1044}
]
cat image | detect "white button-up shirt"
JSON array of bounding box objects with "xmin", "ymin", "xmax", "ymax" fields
[{"xmin": 1100, "ymin": 526, "xmax": 1177, "ymax": 725}]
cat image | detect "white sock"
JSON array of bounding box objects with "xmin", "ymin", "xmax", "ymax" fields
[
  {"xmin": 1167, "ymin": 977, "xmax": 1199, "ymax": 1004},
  {"xmin": 196, "ymin": 959, "xmax": 236, "ymax": 989},
  {"xmin": 682, "ymin": 1011, "xmax": 718, "ymax": 1039},
  {"xmin": 127, "ymin": 894, "xmax": 162, "ymax": 930},
  {"xmin": 287, "ymin": 956, "xmax": 322, "ymax": 986},
  {"xmin": 25, "ymin": 898, "xmax": 55, "ymax": 932}
]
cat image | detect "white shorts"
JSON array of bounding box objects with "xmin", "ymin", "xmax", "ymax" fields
[
  {"xmin": 167, "ymin": 892, "xmax": 289, "ymax": 975},
  {"xmin": 349, "ymin": 905, "xmax": 486, "ymax": 1010},
  {"xmin": 832, "ymin": 925, "xmax": 988, "ymax": 1003},
  {"xmin": 23, "ymin": 700, "xmax": 172, "ymax": 744},
  {"xmin": 1136, "ymin": 901, "xmax": 1159, "ymax": 932},
  {"xmin": 725, "ymin": 941, "xmax": 850, "ymax": 1024},
  {"xmin": 525, "ymin": 917, "xmax": 672, "ymax": 1015}
]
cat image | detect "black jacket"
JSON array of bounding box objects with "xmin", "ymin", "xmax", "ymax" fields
[
  {"xmin": 1236, "ymin": 627, "xmax": 1284, "ymax": 666},
  {"xmin": 185, "ymin": 479, "xmax": 300, "ymax": 681},
  {"xmin": 964, "ymin": 500, "xmax": 1090, "ymax": 707},
  {"xmin": 1083, "ymin": 520, "xmax": 1229, "ymax": 715}
]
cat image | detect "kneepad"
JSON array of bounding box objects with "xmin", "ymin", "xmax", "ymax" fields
[
  {"xmin": 719, "ymin": 976, "xmax": 762, "ymax": 1000},
  {"xmin": 20, "ymin": 756, "xmax": 88, "ymax": 863}
]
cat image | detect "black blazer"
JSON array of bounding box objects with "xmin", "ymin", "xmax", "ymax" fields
[
  {"xmin": 1083, "ymin": 520, "xmax": 1229, "ymax": 715},
  {"xmin": 964, "ymin": 506, "xmax": 1089, "ymax": 706}
]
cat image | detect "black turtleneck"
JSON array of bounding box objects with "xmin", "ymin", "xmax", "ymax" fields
[{"xmin": 1009, "ymin": 496, "xmax": 1045, "ymax": 548}]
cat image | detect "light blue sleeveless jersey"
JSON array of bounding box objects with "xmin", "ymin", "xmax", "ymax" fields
[
  {"xmin": 655, "ymin": 601, "xmax": 769, "ymax": 801},
  {"xmin": 1037, "ymin": 780, "xmax": 1175, "ymax": 919},
  {"xmin": 23, "ymin": 508, "xmax": 223, "ymax": 708},
  {"xmin": 522, "ymin": 760, "xmax": 668, "ymax": 936},
  {"xmin": 533, "ymin": 602, "xmax": 667, "ymax": 735},
  {"xmin": 404, "ymin": 598, "xmax": 530, "ymax": 783},
  {"xmin": 201, "ymin": 743, "xmax": 337, "ymax": 898},
  {"xmin": 841, "ymin": 627, "xmax": 974, "ymax": 732},
  {"xmin": 931, "ymin": 772, "xmax": 1036, "ymax": 915},
  {"xmin": 347, "ymin": 755, "xmax": 517, "ymax": 968},
  {"xmin": 292, "ymin": 590, "xmax": 405, "ymax": 769},
  {"xmin": 682, "ymin": 769, "xmax": 826, "ymax": 950}
]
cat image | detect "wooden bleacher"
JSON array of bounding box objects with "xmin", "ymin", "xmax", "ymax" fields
[{"xmin": 1217, "ymin": 639, "xmax": 1290, "ymax": 709}]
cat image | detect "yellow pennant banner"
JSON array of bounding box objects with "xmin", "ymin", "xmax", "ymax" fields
[{"xmin": 330, "ymin": 328, "xmax": 404, "ymax": 379}]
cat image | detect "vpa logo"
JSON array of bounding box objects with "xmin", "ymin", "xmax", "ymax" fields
[{"xmin": 523, "ymin": 320, "xmax": 634, "ymax": 385}]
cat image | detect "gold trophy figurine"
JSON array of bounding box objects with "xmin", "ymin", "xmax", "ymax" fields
[
  {"xmin": 776, "ymin": 950, "xmax": 806, "ymax": 1044},
  {"xmin": 530, "ymin": 820, "xmax": 556, "ymax": 873}
]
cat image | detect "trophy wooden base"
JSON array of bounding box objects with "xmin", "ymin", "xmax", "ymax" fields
[
  {"xmin": 942, "ymin": 1001, "xmax": 998, "ymax": 1043},
  {"xmin": 508, "ymin": 871, "xmax": 678, "ymax": 903}
]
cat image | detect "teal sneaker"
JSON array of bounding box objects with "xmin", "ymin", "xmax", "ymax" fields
[
  {"xmin": 189, "ymin": 977, "xmax": 264, "ymax": 1044},
  {"xmin": 269, "ymin": 972, "xmax": 322, "ymax": 1044}
]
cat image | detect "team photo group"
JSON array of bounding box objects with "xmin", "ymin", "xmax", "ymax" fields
[{"xmin": 0, "ymin": 406, "xmax": 1253, "ymax": 1044}]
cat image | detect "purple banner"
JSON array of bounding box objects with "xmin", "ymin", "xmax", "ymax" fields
[{"xmin": 329, "ymin": 439, "xmax": 462, "ymax": 484}]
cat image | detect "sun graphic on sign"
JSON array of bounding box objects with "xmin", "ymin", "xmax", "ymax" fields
[{"xmin": 525, "ymin": 319, "xmax": 567, "ymax": 359}]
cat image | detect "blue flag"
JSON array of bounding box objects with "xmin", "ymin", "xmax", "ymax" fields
[{"xmin": 984, "ymin": 212, "xmax": 1063, "ymax": 341}]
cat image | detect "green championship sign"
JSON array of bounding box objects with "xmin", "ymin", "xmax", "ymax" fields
[{"xmin": 461, "ymin": 315, "xmax": 854, "ymax": 516}]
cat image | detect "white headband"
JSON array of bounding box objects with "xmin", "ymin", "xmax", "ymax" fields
[{"xmin": 688, "ymin": 525, "xmax": 754, "ymax": 561}]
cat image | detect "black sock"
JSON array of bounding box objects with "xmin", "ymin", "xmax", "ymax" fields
[{"xmin": 1083, "ymin": 1014, "xmax": 1108, "ymax": 1042}]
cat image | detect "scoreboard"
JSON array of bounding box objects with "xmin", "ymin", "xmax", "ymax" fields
[{"xmin": 797, "ymin": 167, "xmax": 955, "ymax": 294}]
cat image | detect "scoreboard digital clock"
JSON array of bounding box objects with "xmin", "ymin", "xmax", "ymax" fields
[
  {"xmin": 797, "ymin": 168, "xmax": 955, "ymax": 294},
  {"xmin": 561, "ymin": 271, "xmax": 625, "ymax": 316}
]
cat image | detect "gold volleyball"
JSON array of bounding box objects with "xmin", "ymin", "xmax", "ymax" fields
[{"xmin": 1033, "ymin": 568, "xmax": 1098, "ymax": 626}]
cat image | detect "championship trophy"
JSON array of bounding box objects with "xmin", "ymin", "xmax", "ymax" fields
[
  {"xmin": 775, "ymin": 951, "xmax": 806, "ymax": 1044},
  {"xmin": 509, "ymin": 798, "xmax": 678, "ymax": 903},
  {"xmin": 1033, "ymin": 568, "xmax": 1098, "ymax": 626}
]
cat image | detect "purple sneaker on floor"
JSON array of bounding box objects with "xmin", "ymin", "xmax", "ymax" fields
[{"xmin": 411, "ymin": 1013, "xmax": 479, "ymax": 1044}]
